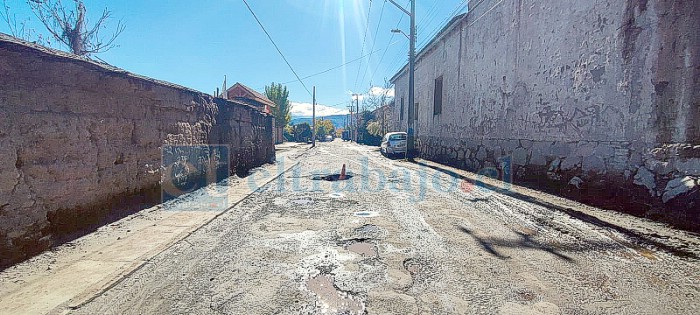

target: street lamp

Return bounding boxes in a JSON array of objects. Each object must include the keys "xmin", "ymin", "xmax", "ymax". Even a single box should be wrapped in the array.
[
  {"xmin": 391, "ymin": 29, "xmax": 409, "ymax": 40},
  {"xmin": 387, "ymin": 0, "xmax": 415, "ymax": 160}
]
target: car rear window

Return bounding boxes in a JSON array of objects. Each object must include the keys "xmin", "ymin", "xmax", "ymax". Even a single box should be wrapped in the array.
[{"xmin": 389, "ymin": 134, "xmax": 407, "ymax": 141}]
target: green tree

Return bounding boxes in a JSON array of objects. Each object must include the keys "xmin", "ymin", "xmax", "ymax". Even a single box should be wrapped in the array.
[
  {"xmin": 264, "ymin": 82, "xmax": 292, "ymax": 128},
  {"xmin": 366, "ymin": 120, "xmax": 382, "ymax": 136},
  {"xmin": 293, "ymin": 123, "xmax": 312, "ymax": 142},
  {"xmin": 315, "ymin": 119, "xmax": 335, "ymax": 139}
]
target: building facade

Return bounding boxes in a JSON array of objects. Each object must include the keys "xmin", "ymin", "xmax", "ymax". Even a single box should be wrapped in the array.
[{"xmin": 390, "ymin": 0, "xmax": 699, "ymax": 229}]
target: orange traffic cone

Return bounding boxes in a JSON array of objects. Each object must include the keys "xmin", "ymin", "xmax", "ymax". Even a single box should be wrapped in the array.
[{"xmin": 339, "ymin": 164, "xmax": 346, "ymax": 180}]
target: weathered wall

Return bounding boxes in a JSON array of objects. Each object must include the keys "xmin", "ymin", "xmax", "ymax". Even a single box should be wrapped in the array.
[
  {"xmin": 391, "ymin": 0, "xmax": 699, "ymax": 229},
  {"xmin": 0, "ymin": 35, "xmax": 275, "ymax": 267}
]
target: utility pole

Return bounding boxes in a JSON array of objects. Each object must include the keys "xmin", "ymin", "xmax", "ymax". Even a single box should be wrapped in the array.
[
  {"xmin": 352, "ymin": 94, "xmax": 360, "ymax": 142},
  {"xmin": 312, "ymin": 86, "xmax": 316, "ymax": 147},
  {"xmin": 382, "ymin": 104, "xmax": 386, "ymax": 135},
  {"xmin": 388, "ymin": 0, "xmax": 415, "ymax": 160},
  {"xmin": 347, "ymin": 104, "xmax": 354, "ymax": 141}
]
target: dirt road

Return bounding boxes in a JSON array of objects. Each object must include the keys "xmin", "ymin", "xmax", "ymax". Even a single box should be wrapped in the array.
[{"xmin": 19, "ymin": 141, "xmax": 700, "ymax": 314}]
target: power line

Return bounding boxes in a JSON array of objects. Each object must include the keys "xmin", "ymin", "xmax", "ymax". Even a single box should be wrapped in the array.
[
  {"xmin": 278, "ymin": 43, "xmax": 399, "ymax": 86},
  {"xmin": 241, "ymin": 0, "xmax": 312, "ymax": 96},
  {"xmin": 353, "ymin": 0, "xmax": 374, "ymax": 90},
  {"xmin": 418, "ymin": 0, "xmax": 441, "ymax": 29},
  {"xmin": 359, "ymin": 0, "xmax": 386, "ymax": 86},
  {"xmin": 387, "ymin": 41, "xmax": 409, "ymax": 74},
  {"xmin": 417, "ymin": 0, "xmax": 468, "ymax": 50},
  {"xmin": 369, "ymin": 8, "xmax": 406, "ymax": 85}
]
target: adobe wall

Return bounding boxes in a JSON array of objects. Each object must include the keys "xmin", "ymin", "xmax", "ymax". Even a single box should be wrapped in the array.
[
  {"xmin": 391, "ymin": 0, "xmax": 699, "ymax": 229},
  {"xmin": 0, "ymin": 34, "xmax": 275, "ymax": 267}
]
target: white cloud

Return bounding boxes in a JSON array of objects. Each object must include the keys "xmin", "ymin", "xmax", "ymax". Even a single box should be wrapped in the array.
[
  {"xmin": 290, "ymin": 102, "xmax": 349, "ymax": 117},
  {"xmin": 347, "ymin": 86, "xmax": 395, "ymax": 102},
  {"xmin": 369, "ymin": 86, "xmax": 395, "ymax": 98}
]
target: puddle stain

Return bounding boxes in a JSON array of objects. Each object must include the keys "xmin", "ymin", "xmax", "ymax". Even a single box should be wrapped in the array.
[
  {"xmin": 353, "ymin": 211, "xmax": 379, "ymax": 218},
  {"xmin": 306, "ymin": 274, "xmax": 364, "ymax": 314},
  {"xmin": 346, "ymin": 242, "xmax": 378, "ymax": 258}
]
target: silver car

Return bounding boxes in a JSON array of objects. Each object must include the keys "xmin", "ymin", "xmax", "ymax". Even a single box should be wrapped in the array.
[{"xmin": 380, "ymin": 132, "xmax": 407, "ymax": 157}]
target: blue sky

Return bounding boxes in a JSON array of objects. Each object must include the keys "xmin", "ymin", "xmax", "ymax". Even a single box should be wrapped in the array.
[{"xmin": 1, "ymin": 0, "xmax": 468, "ymax": 116}]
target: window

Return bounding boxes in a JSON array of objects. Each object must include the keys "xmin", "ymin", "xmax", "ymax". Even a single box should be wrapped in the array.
[
  {"xmin": 400, "ymin": 97, "xmax": 404, "ymax": 121},
  {"xmin": 434, "ymin": 76, "xmax": 443, "ymax": 115},
  {"xmin": 389, "ymin": 133, "xmax": 407, "ymax": 141}
]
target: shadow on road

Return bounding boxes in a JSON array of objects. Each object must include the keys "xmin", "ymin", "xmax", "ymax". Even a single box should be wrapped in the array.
[
  {"xmin": 418, "ymin": 161, "xmax": 699, "ymax": 260},
  {"xmin": 458, "ymin": 226, "xmax": 575, "ymax": 262}
]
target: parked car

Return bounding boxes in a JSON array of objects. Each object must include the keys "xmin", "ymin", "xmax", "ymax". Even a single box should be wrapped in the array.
[
  {"xmin": 324, "ymin": 135, "xmax": 333, "ymax": 142},
  {"xmin": 380, "ymin": 132, "xmax": 407, "ymax": 157}
]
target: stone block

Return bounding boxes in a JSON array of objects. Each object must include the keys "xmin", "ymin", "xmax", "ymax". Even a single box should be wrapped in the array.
[
  {"xmin": 512, "ymin": 147, "xmax": 529, "ymax": 166},
  {"xmin": 550, "ymin": 143, "xmax": 573, "ymax": 158},
  {"xmin": 675, "ymin": 158, "xmax": 700, "ymax": 176},
  {"xmin": 530, "ymin": 152, "xmax": 548, "ymax": 166},
  {"xmin": 593, "ymin": 143, "xmax": 616, "ymax": 158},
  {"xmin": 662, "ymin": 176, "xmax": 698, "ymax": 203},
  {"xmin": 519, "ymin": 139, "xmax": 533, "ymax": 149},
  {"xmin": 574, "ymin": 141, "xmax": 597, "ymax": 157},
  {"xmin": 644, "ymin": 159, "xmax": 674, "ymax": 175},
  {"xmin": 633, "ymin": 166, "xmax": 656, "ymax": 196},
  {"xmin": 475, "ymin": 146, "xmax": 487, "ymax": 161},
  {"xmin": 561, "ymin": 156, "xmax": 580, "ymax": 170},
  {"xmin": 582, "ymin": 155, "xmax": 606, "ymax": 174}
]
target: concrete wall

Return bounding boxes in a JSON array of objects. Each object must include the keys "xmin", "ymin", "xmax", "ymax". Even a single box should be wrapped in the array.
[
  {"xmin": 0, "ymin": 35, "xmax": 275, "ymax": 267},
  {"xmin": 391, "ymin": 0, "xmax": 699, "ymax": 229}
]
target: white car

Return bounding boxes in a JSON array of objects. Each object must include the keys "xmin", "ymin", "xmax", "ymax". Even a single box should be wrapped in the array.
[{"xmin": 380, "ymin": 132, "xmax": 407, "ymax": 157}]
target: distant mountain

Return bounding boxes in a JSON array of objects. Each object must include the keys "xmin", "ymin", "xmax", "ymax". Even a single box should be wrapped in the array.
[{"xmin": 290, "ymin": 115, "xmax": 347, "ymax": 129}]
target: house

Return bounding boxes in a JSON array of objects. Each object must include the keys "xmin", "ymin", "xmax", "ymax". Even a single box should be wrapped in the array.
[
  {"xmin": 371, "ymin": 100, "xmax": 396, "ymax": 135},
  {"xmin": 225, "ymin": 82, "xmax": 285, "ymax": 143},
  {"xmin": 226, "ymin": 83, "xmax": 276, "ymax": 114}
]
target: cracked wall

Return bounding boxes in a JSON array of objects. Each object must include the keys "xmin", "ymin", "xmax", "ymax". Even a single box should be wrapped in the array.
[
  {"xmin": 0, "ymin": 35, "xmax": 275, "ymax": 267},
  {"xmin": 391, "ymin": 0, "xmax": 699, "ymax": 230}
]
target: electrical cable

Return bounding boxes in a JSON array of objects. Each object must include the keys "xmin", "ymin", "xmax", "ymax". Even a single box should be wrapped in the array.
[{"xmin": 241, "ymin": 0, "xmax": 312, "ymax": 96}]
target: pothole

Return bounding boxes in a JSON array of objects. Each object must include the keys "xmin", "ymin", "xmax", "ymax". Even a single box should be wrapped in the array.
[
  {"xmin": 312, "ymin": 174, "xmax": 354, "ymax": 181},
  {"xmin": 354, "ymin": 224, "xmax": 379, "ymax": 234},
  {"xmin": 352, "ymin": 224, "xmax": 386, "ymax": 240},
  {"xmin": 403, "ymin": 258, "xmax": 421, "ymax": 275},
  {"xmin": 306, "ymin": 274, "xmax": 364, "ymax": 314}
]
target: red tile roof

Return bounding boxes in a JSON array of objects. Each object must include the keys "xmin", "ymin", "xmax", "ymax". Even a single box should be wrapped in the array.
[{"xmin": 226, "ymin": 83, "xmax": 276, "ymax": 108}]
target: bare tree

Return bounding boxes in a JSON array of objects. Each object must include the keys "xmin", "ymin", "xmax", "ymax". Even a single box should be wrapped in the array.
[
  {"xmin": 1, "ymin": 0, "xmax": 36, "ymax": 41},
  {"xmin": 25, "ymin": 0, "xmax": 124, "ymax": 56},
  {"xmin": 362, "ymin": 80, "xmax": 394, "ymax": 112}
]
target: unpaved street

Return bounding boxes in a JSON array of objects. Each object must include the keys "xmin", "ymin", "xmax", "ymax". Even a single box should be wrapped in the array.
[{"xmin": 63, "ymin": 141, "xmax": 699, "ymax": 314}]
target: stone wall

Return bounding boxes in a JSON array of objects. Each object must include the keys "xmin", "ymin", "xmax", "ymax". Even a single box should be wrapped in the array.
[
  {"xmin": 390, "ymin": 0, "xmax": 699, "ymax": 230},
  {"xmin": 0, "ymin": 34, "xmax": 275, "ymax": 267}
]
